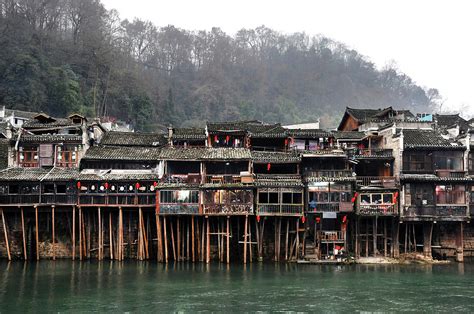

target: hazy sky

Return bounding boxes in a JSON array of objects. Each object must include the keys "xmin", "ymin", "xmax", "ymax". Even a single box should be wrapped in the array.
[{"xmin": 102, "ymin": 0, "xmax": 474, "ymax": 116}]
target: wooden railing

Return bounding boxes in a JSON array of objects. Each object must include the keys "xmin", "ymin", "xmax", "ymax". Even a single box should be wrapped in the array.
[
  {"xmin": 305, "ymin": 170, "xmax": 353, "ymax": 178},
  {"xmin": 356, "ymin": 176, "xmax": 397, "ymax": 187},
  {"xmin": 318, "ymin": 231, "xmax": 345, "ymax": 242},
  {"xmin": 358, "ymin": 203, "xmax": 398, "ymax": 215},
  {"xmin": 79, "ymin": 193, "xmax": 155, "ymax": 206},
  {"xmin": 159, "ymin": 204, "xmax": 199, "ymax": 214},
  {"xmin": 307, "ymin": 201, "xmax": 353, "ymax": 213},
  {"xmin": 203, "ymin": 203, "xmax": 253, "ymax": 215},
  {"xmin": 347, "ymin": 148, "xmax": 393, "ymax": 158},
  {"xmin": 403, "ymin": 205, "xmax": 468, "ymax": 218},
  {"xmin": 205, "ymin": 175, "xmax": 246, "ymax": 184},
  {"xmin": 257, "ymin": 204, "xmax": 303, "ymax": 215},
  {"xmin": 0, "ymin": 195, "xmax": 40, "ymax": 204}
]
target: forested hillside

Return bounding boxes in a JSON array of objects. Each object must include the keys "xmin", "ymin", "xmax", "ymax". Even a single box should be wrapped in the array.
[{"xmin": 0, "ymin": 0, "xmax": 441, "ymax": 130}]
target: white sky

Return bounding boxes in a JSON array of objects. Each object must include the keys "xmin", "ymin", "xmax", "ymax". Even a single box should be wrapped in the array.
[{"xmin": 102, "ymin": 0, "xmax": 474, "ymax": 116}]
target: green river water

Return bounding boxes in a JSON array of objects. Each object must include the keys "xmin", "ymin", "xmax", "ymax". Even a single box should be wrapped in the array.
[{"xmin": 1, "ymin": 261, "xmax": 473, "ymax": 312}]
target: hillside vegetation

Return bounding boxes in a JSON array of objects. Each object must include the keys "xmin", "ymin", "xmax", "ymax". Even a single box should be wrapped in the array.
[{"xmin": 0, "ymin": 0, "xmax": 440, "ymax": 130}]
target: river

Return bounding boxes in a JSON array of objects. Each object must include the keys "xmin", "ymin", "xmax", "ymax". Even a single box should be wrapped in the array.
[{"xmin": 1, "ymin": 261, "xmax": 473, "ymax": 312}]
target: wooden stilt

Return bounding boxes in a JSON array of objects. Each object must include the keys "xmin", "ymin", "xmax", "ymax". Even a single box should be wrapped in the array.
[
  {"xmin": 392, "ymin": 218, "xmax": 400, "ymax": 258},
  {"xmin": 248, "ymin": 217, "xmax": 253, "ymax": 263},
  {"xmin": 177, "ymin": 217, "xmax": 180, "ymax": 261},
  {"xmin": 87, "ymin": 211, "xmax": 91, "ymax": 258},
  {"xmin": 142, "ymin": 210, "xmax": 149, "ymax": 259},
  {"xmin": 373, "ymin": 216, "xmax": 377, "ymax": 257},
  {"xmin": 1, "ymin": 209, "xmax": 11, "ymax": 261},
  {"xmin": 163, "ymin": 216, "xmax": 168, "ymax": 263},
  {"xmin": 109, "ymin": 211, "xmax": 113, "ymax": 260},
  {"xmin": 227, "ymin": 216, "xmax": 230, "ymax": 264},
  {"xmin": 456, "ymin": 222, "xmax": 464, "ymax": 262},
  {"xmin": 98, "ymin": 207, "xmax": 102, "ymax": 260},
  {"xmin": 170, "ymin": 218, "xmax": 176, "ymax": 261},
  {"xmin": 412, "ymin": 224, "xmax": 417, "ymax": 253},
  {"xmin": 255, "ymin": 218, "xmax": 260, "ymax": 261},
  {"xmin": 423, "ymin": 221, "xmax": 433, "ymax": 258},
  {"xmin": 206, "ymin": 217, "xmax": 210, "ymax": 264},
  {"xmin": 191, "ymin": 216, "xmax": 195, "ymax": 262},
  {"xmin": 35, "ymin": 206, "xmax": 39, "ymax": 261},
  {"xmin": 355, "ymin": 217, "xmax": 359, "ymax": 259},
  {"xmin": 384, "ymin": 219, "xmax": 387, "ymax": 257},
  {"xmin": 365, "ymin": 219, "xmax": 369, "ymax": 257},
  {"xmin": 118, "ymin": 207, "xmax": 123, "ymax": 261},
  {"xmin": 277, "ymin": 217, "xmax": 281, "ymax": 261},
  {"xmin": 21, "ymin": 207, "xmax": 27, "ymax": 260},
  {"xmin": 72, "ymin": 206, "xmax": 76, "ymax": 260},
  {"xmin": 52, "ymin": 206, "xmax": 56, "ymax": 260},
  {"xmin": 243, "ymin": 215, "xmax": 248, "ymax": 264},
  {"xmin": 201, "ymin": 218, "xmax": 205, "ymax": 262},
  {"xmin": 404, "ymin": 223, "xmax": 408, "ymax": 254},
  {"xmin": 186, "ymin": 217, "xmax": 190, "ymax": 261},
  {"xmin": 79, "ymin": 207, "xmax": 82, "ymax": 260},
  {"xmin": 156, "ymin": 214, "xmax": 163, "ymax": 262},
  {"xmin": 295, "ymin": 218, "xmax": 300, "ymax": 260},
  {"xmin": 285, "ymin": 218, "xmax": 289, "ymax": 261}
]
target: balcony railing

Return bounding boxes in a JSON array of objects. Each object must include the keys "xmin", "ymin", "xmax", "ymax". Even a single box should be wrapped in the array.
[
  {"xmin": 41, "ymin": 194, "xmax": 76, "ymax": 204},
  {"xmin": 318, "ymin": 231, "xmax": 345, "ymax": 242},
  {"xmin": 257, "ymin": 204, "xmax": 303, "ymax": 215},
  {"xmin": 79, "ymin": 193, "xmax": 155, "ymax": 206},
  {"xmin": 203, "ymin": 203, "xmax": 253, "ymax": 215},
  {"xmin": 358, "ymin": 204, "xmax": 398, "ymax": 215},
  {"xmin": 347, "ymin": 148, "xmax": 393, "ymax": 158},
  {"xmin": 162, "ymin": 174, "xmax": 201, "ymax": 185},
  {"xmin": 307, "ymin": 201, "xmax": 353, "ymax": 213},
  {"xmin": 403, "ymin": 205, "xmax": 468, "ymax": 219},
  {"xmin": 434, "ymin": 170, "xmax": 466, "ymax": 178},
  {"xmin": 356, "ymin": 176, "xmax": 397, "ymax": 188},
  {"xmin": 159, "ymin": 204, "xmax": 199, "ymax": 214},
  {"xmin": 305, "ymin": 170, "xmax": 353, "ymax": 178},
  {"xmin": 204, "ymin": 174, "xmax": 254, "ymax": 185},
  {"xmin": 0, "ymin": 195, "xmax": 40, "ymax": 204}
]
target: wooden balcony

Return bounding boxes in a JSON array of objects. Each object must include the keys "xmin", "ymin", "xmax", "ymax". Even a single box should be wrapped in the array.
[
  {"xmin": 305, "ymin": 170, "xmax": 353, "ymax": 178},
  {"xmin": 356, "ymin": 176, "xmax": 397, "ymax": 188},
  {"xmin": 403, "ymin": 205, "xmax": 469, "ymax": 220},
  {"xmin": 307, "ymin": 201, "xmax": 353, "ymax": 213},
  {"xmin": 358, "ymin": 203, "xmax": 398, "ymax": 216},
  {"xmin": 0, "ymin": 194, "xmax": 40, "ymax": 205},
  {"xmin": 204, "ymin": 174, "xmax": 253, "ymax": 185},
  {"xmin": 347, "ymin": 148, "xmax": 393, "ymax": 158},
  {"xmin": 318, "ymin": 231, "xmax": 345, "ymax": 243},
  {"xmin": 203, "ymin": 203, "xmax": 253, "ymax": 215},
  {"xmin": 256, "ymin": 204, "xmax": 303, "ymax": 216},
  {"xmin": 79, "ymin": 193, "xmax": 156, "ymax": 207},
  {"xmin": 159, "ymin": 203, "xmax": 199, "ymax": 215}
]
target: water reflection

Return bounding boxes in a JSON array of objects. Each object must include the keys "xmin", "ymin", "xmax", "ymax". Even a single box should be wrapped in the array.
[{"xmin": 0, "ymin": 261, "xmax": 474, "ymax": 312}]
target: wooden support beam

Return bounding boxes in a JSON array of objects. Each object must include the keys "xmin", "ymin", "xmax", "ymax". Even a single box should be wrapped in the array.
[
  {"xmin": 109, "ymin": 211, "xmax": 113, "ymax": 260},
  {"xmin": 192, "ymin": 216, "xmax": 195, "ymax": 262},
  {"xmin": 243, "ymin": 215, "xmax": 248, "ymax": 264},
  {"xmin": 423, "ymin": 221, "xmax": 433, "ymax": 258},
  {"xmin": 186, "ymin": 217, "xmax": 190, "ymax": 261},
  {"xmin": 35, "ymin": 206, "xmax": 39, "ymax": 261},
  {"xmin": 118, "ymin": 207, "xmax": 123, "ymax": 261},
  {"xmin": 1, "ymin": 209, "xmax": 11, "ymax": 261},
  {"xmin": 170, "ymin": 218, "xmax": 176, "ymax": 261},
  {"xmin": 98, "ymin": 207, "xmax": 102, "ymax": 260},
  {"xmin": 206, "ymin": 217, "xmax": 210, "ymax": 264},
  {"xmin": 163, "ymin": 216, "xmax": 168, "ymax": 263},
  {"xmin": 156, "ymin": 214, "xmax": 163, "ymax": 262},
  {"xmin": 52, "ymin": 206, "xmax": 56, "ymax": 260},
  {"xmin": 392, "ymin": 218, "xmax": 400, "ymax": 258},
  {"xmin": 177, "ymin": 217, "xmax": 180, "ymax": 261},
  {"xmin": 355, "ymin": 217, "xmax": 359, "ymax": 259},
  {"xmin": 226, "ymin": 216, "xmax": 230, "ymax": 264},
  {"xmin": 383, "ymin": 219, "xmax": 387, "ymax": 257},
  {"xmin": 72, "ymin": 206, "xmax": 76, "ymax": 261},
  {"xmin": 79, "ymin": 207, "xmax": 82, "ymax": 260},
  {"xmin": 456, "ymin": 222, "xmax": 464, "ymax": 262},
  {"xmin": 21, "ymin": 207, "xmax": 27, "ymax": 260},
  {"xmin": 295, "ymin": 218, "xmax": 300, "ymax": 260},
  {"xmin": 285, "ymin": 218, "xmax": 289, "ymax": 261},
  {"xmin": 373, "ymin": 216, "xmax": 377, "ymax": 257}
]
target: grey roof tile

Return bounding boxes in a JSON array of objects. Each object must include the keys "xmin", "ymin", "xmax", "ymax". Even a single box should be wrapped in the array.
[{"xmin": 100, "ymin": 131, "xmax": 166, "ymax": 147}]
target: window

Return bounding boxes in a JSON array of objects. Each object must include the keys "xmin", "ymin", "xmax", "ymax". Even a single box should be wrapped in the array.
[
  {"xmin": 161, "ymin": 190, "xmax": 199, "ymax": 203},
  {"xmin": 435, "ymin": 185, "xmax": 465, "ymax": 204},
  {"xmin": 403, "ymin": 152, "xmax": 432, "ymax": 172},
  {"xmin": 18, "ymin": 146, "xmax": 39, "ymax": 167},
  {"xmin": 434, "ymin": 151, "xmax": 463, "ymax": 171},
  {"xmin": 56, "ymin": 145, "xmax": 79, "ymax": 168},
  {"xmin": 468, "ymin": 152, "xmax": 474, "ymax": 173},
  {"xmin": 360, "ymin": 193, "xmax": 394, "ymax": 204},
  {"xmin": 410, "ymin": 184, "xmax": 434, "ymax": 206}
]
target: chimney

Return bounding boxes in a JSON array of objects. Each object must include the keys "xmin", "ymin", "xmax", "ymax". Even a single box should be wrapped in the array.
[
  {"xmin": 168, "ymin": 124, "xmax": 173, "ymax": 146},
  {"xmin": 5, "ymin": 123, "xmax": 12, "ymax": 139}
]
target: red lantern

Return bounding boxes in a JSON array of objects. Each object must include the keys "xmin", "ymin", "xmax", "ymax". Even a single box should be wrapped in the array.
[
  {"xmin": 135, "ymin": 182, "xmax": 140, "ymax": 189},
  {"xmin": 226, "ymin": 135, "xmax": 230, "ymax": 143},
  {"xmin": 256, "ymin": 215, "xmax": 261, "ymax": 223},
  {"xmin": 316, "ymin": 217, "xmax": 321, "ymax": 224},
  {"xmin": 301, "ymin": 216, "xmax": 306, "ymax": 224},
  {"xmin": 342, "ymin": 215, "xmax": 347, "ymax": 223},
  {"xmin": 393, "ymin": 191, "xmax": 399, "ymax": 203},
  {"xmin": 267, "ymin": 163, "xmax": 271, "ymax": 171},
  {"xmin": 284, "ymin": 138, "xmax": 288, "ymax": 146},
  {"xmin": 76, "ymin": 181, "xmax": 81, "ymax": 189},
  {"xmin": 153, "ymin": 181, "xmax": 158, "ymax": 187},
  {"xmin": 104, "ymin": 182, "xmax": 109, "ymax": 190},
  {"xmin": 214, "ymin": 135, "xmax": 218, "ymax": 142}
]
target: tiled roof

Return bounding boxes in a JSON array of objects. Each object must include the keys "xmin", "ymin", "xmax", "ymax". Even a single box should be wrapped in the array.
[
  {"xmin": 346, "ymin": 107, "xmax": 394, "ymax": 121},
  {"xmin": 401, "ymin": 129, "xmax": 464, "ymax": 149},
  {"xmin": 400, "ymin": 174, "xmax": 473, "ymax": 182},
  {"xmin": 333, "ymin": 131, "xmax": 366, "ymax": 140},
  {"xmin": 78, "ymin": 171, "xmax": 159, "ymax": 181},
  {"xmin": 23, "ymin": 118, "xmax": 76, "ymax": 129},
  {"xmin": 207, "ymin": 120, "xmax": 287, "ymax": 138},
  {"xmin": 42, "ymin": 167, "xmax": 80, "ymax": 181},
  {"xmin": 18, "ymin": 134, "xmax": 82, "ymax": 143},
  {"xmin": 435, "ymin": 114, "xmax": 470, "ymax": 132},
  {"xmin": 82, "ymin": 146, "xmax": 162, "ymax": 161},
  {"xmin": 305, "ymin": 176, "xmax": 356, "ymax": 183},
  {"xmin": 4, "ymin": 109, "xmax": 39, "ymax": 119},
  {"xmin": 287, "ymin": 129, "xmax": 332, "ymax": 139},
  {"xmin": 100, "ymin": 131, "xmax": 166, "ymax": 147},
  {"xmin": 0, "ymin": 168, "xmax": 49, "ymax": 181},
  {"xmin": 171, "ymin": 128, "xmax": 207, "ymax": 140},
  {"xmin": 255, "ymin": 174, "xmax": 303, "ymax": 188},
  {"xmin": 251, "ymin": 151, "xmax": 301, "ymax": 163},
  {"xmin": 159, "ymin": 147, "xmax": 251, "ymax": 160}
]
